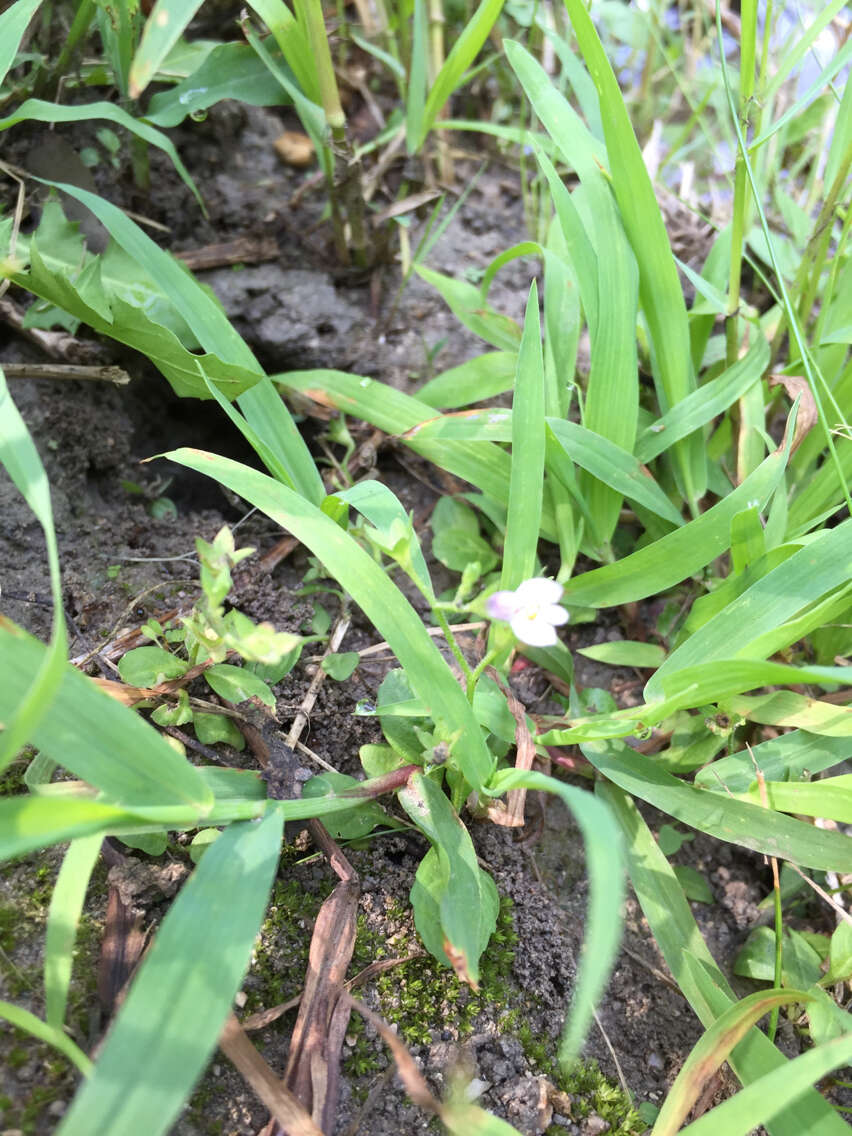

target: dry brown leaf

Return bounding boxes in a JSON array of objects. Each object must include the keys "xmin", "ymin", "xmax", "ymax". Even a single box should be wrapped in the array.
[{"xmin": 768, "ymin": 374, "xmax": 818, "ymax": 454}]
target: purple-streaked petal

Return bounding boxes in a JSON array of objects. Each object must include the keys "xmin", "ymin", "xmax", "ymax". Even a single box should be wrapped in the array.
[
  {"xmin": 510, "ymin": 611, "xmax": 558, "ymax": 647},
  {"xmin": 486, "ymin": 590, "xmax": 521, "ymax": 621},
  {"xmin": 514, "ymin": 577, "xmax": 563, "ymax": 606},
  {"xmin": 543, "ymin": 604, "xmax": 569, "ymax": 626}
]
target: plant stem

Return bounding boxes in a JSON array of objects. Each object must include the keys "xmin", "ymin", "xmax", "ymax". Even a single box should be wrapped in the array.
[
  {"xmin": 725, "ymin": 0, "xmax": 757, "ymax": 370},
  {"xmin": 433, "ymin": 609, "xmax": 473, "ymax": 685},
  {"xmin": 466, "ymin": 647, "xmax": 500, "ymax": 701}
]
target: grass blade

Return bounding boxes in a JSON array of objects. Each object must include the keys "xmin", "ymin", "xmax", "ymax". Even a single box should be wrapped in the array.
[
  {"xmin": 0, "ymin": 369, "xmax": 66, "ymax": 770},
  {"xmin": 583, "ymin": 739, "xmax": 852, "ymax": 873},
  {"xmin": 695, "ymin": 731, "xmax": 851, "ymax": 794},
  {"xmin": 44, "ymin": 834, "xmax": 102, "ymax": 1029},
  {"xmin": 487, "ymin": 768, "xmax": 623, "ymax": 1062},
  {"xmin": 0, "ymin": 0, "xmax": 42, "ymax": 88},
  {"xmin": 0, "ymin": 623, "xmax": 212, "ymax": 809},
  {"xmin": 1, "ymin": 100, "xmax": 203, "ymax": 208},
  {"xmin": 599, "ymin": 784, "xmax": 848, "ymax": 1136},
  {"xmin": 0, "ymin": 1001, "xmax": 92, "ymax": 1076},
  {"xmin": 559, "ymin": 4, "xmax": 705, "ymax": 509},
  {"xmin": 57, "ymin": 811, "xmax": 283, "ymax": 1136},
  {"xmin": 129, "ymin": 0, "xmax": 205, "ymax": 97}
]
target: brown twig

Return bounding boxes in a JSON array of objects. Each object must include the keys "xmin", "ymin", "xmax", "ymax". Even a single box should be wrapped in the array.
[{"xmin": 1, "ymin": 362, "xmax": 130, "ymax": 384}]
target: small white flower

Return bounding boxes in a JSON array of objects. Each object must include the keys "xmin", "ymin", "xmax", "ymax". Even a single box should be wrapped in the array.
[{"xmin": 486, "ymin": 577, "xmax": 569, "ymax": 647}]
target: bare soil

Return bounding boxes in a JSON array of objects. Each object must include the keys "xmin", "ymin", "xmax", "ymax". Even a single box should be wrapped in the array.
[{"xmin": 0, "ymin": 98, "xmax": 825, "ymax": 1136}]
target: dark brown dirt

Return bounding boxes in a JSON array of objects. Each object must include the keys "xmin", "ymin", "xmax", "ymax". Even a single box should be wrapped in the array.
[{"xmin": 0, "ymin": 100, "xmax": 806, "ymax": 1136}]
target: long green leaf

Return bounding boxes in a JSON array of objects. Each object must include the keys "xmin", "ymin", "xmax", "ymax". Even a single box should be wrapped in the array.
[
  {"xmin": 556, "ymin": 8, "xmax": 704, "ymax": 508},
  {"xmin": 647, "ymin": 518, "xmax": 852, "ymax": 698},
  {"xmin": 561, "ymin": 413, "xmax": 793, "ymax": 608},
  {"xmin": 419, "ymin": 0, "xmax": 506, "ymax": 146},
  {"xmin": 57, "ymin": 811, "xmax": 283, "ymax": 1136},
  {"xmin": 584, "ymin": 739, "xmax": 852, "ymax": 873},
  {"xmin": 0, "ymin": 0, "xmax": 42, "ymax": 88},
  {"xmin": 0, "ymin": 1001, "xmax": 92, "ymax": 1076},
  {"xmin": 128, "ymin": 0, "xmax": 205, "ymax": 96},
  {"xmin": 695, "ymin": 730, "xmax": 852, "ymax": 793},
  {"xmin": 678, "ymin": 1033, "xmax": 852, "ymax": 1136},
  {"xmin": 651, "ymin": 988, "xmax": 812, "ymax": 1136},
  {"xmin": 502, "ymin": 282, "xmax": 545, "ymax": 588},
  {"xmin": 600, "ymin": 784, "xmax": 848, "ymax": 1136},
  {"xmin": 486, "ymin": 768, "xmax": 623, "ymax": 1062},
  {"xmin": 45, "ymin": 835, "xmax": 102, "ymax": 1029},
  {"xmin": 0, "ymin": 371, "xmax": 67, "ymax": 770},
  {"xmin": 0, "ymin": 623, "xmax": 211, "ymax": 809},
  {"xmin": 164, "ymin": 448, "xmax": 495, "ymax": 790},
  {"xmin": 0, "ymin": 100, "xmax": 203, "ymax": 208}
]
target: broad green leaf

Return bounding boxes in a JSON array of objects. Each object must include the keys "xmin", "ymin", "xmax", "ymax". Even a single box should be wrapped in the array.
[
  {"xmin": 165, "ymin": 449, "xmax": 495, "ymax": 790},
  {"xmin": 0, "ymin": 0, "xmax": 42, "ymax": 88},
  {"xmin": 673, "ymin": 865, "xmax": 713, "ymax": 904},
  {"xmin": 320, "ymin": 652, "xmax": 360, "ymax": 681},
  {"xmin": 117, "ymin": 645, "xmax": 188, "ymax": 686},
  {"xmin": 0, "ymin": 371, "xmax": 67, "ymax": 769},
  {"xmin": 416, "ymin": 352, "xmax": 518, "ymax": 409},
  {"xmin": 600, "ymin": 785, "xmax": 848, "ymax": 1136},
  {"xmin": 651, "ymin": 988, "xmax": 812, "ymax": 1136},
  {"xmin": 145, "ymin": 42, "xmax": 291, "ymax": 126},
  {"xmin": 418, "ymin": 0, "xmax": 506, "ymax": 146},
  {"xmin": 723, "ymin": 690, "xmax": 852, "ymax": 736},
  {"xmin": 204, "ymin": 663, "xmax": 275, "ymax": 706},
  {"xmin": 0, "ymin": 623, "xmax": 211, "ymax": 809},
  {"xmin": 696, "ymin": 731, "xmax": 852, "ymax": 794},
  {"xmin": 128, "ymin": 0, "xmax": 205, "ymax": 96},
  {"xmin": 577, "ymin": 642, "xmax": 666, "ymax": 668},
  {"xmin": 44, "ymin": 834, "xmax": 102, "ymax": 1028},
  {"xmin": 400, "ymin": 772, "xmax": 498, "ymax": 986},
  {"xmin": 57, "ymin": 811, "xmax": 283, "ymax": 1136},
  {"xmin": 193, "ymin": 711, "xmax": 245, "ymax": 750},
  {"xmin": 583, "ymin": 739, "xmax": 852, "ymax": 873},
  {"xmin": 0, "ymin": 1000, "xmax": 92, "ymax": 1076},
  {"xmin": 0, "ymin": 99, "xmax": 202, "ymax": 207},
  {"xmin": 560, "ymin": 414, "xmax": 794, "ymax": 609},
  {"xmin": 303, "ymin": 772, "xmax": 390, "ymax": 838}
]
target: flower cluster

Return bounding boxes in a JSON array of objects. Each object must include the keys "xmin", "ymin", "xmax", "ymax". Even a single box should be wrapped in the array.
[{"xmin": 485, "ymin": 578, "xmax": 568, "ymax": 647}]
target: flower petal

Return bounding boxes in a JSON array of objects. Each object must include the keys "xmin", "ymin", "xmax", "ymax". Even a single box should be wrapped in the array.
[
  {"xmin": 514, "ymin": 577, "xmax": 563, "ymax": 606},
  {"xmin": 510, "ymin": 611, "xmax": 559, "ymax": 647},
  {"xmin": 542, "ymin": 604, "xmax": 569, "ymax": 627},
  {"xmin": 486, "ymin": 590, "xmax": 521, "ymax": 621}
]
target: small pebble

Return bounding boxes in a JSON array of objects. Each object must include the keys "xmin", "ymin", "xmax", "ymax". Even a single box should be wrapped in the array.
[
  {"xmin": 47, "ymin": 1101, "xmax": 67, "ymax": 1119},
  {"xmin": 581, "ymin": 1116, "xmax": 610, "ymax": 1135},
  {"xmin": 646, "ymin": 1050, "xmax": 665, "ymax": 1071}
]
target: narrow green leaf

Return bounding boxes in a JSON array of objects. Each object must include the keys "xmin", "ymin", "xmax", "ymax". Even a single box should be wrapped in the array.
[
  {"xmin": 485, "ymin": 768, "xmax": 623, "ymax": 1062},
  {"xmin": 561, "ymin": 419, "xmax": 793, "ymax": 608},
  {"xmin": 577, "ymin": 642, "xmax": 666, "ymax": 668},
  {"xmin": 57, "ymin": 811, "xmax": 283, "ymax": 1136},
  {"xmin": 0, "ymin": 371, "xmax": 67, "ymax": 769},
  {"xmin": 502, "ymin": 282, "xmax": 545, "ymax": 588},
  {"xmin": 164, "ymin": 449, "xmax": 495, "ymax": 790},
  {"xmin": 0, "ymin": 624, "xmax": 212, "ymax": 809},
  {"xmin": 678, "ymin": 1034, "xmax": 852, "ymax": 1136},
  {"xmin": 1, "ymin": 100, "xmax": 203, "ymax": 208},
  {"xmin": 0, "ymin": 1000, "xmax": 92, "ymax": 1076},
  {"xmin": 600, "ymin": 784, "xmax": 848, "ymax": 1136},
  {"xmin": 129, "ymin": 0, "xmax": 205, "ymax": 96},
  {"xmin": 419, "ymin": 0, "xmax": 506, "ymax": 145},
  {"xmin": 416, "ymin": 352, "xmax": 518, "ymax": 409},
  {"xmin": 0, "ymin": 0, "xmax": 42, "ymax": 88},
  {"xmin": 695, "ymin": 730, "xmax": 851, "ymax": 794},
  {"xmin": 45, "ymin": 835, "xmax": 102, "ymax": 1028},
  {"xmin": 651, "ymin": 988, "xmax": 812, "ymax": 1136},
  {"xmin": 584, "ymin": 739, "xmax": 852, "ymax": 873},
  {"xmin": 415, "ymin": 266, "xmax": 522, "ymax": 351}
]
